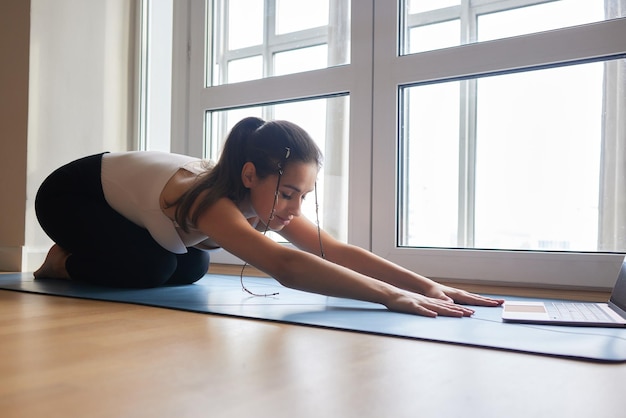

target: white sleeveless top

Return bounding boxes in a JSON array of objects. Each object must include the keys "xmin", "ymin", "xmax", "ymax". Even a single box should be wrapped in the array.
[{"xmin": 101, "ymin": 151, "xmax": 211, "ymax": 254}]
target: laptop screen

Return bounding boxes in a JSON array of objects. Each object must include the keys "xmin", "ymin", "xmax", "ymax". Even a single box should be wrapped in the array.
[{"xmin": 609, "ymin": 259, "xmax": 626, "ymax": 311}]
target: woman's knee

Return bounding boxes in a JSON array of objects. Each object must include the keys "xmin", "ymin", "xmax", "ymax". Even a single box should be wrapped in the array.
[
  {"xmin": 115, "ymin": 253, "xmax": 178, "ymax": 288},
  {"xmin": 166, "ymin": 249, "xmax": 210, "ymax": 285}
]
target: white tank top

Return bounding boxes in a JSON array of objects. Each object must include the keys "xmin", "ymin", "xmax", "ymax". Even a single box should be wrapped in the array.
[{"xmin": 101, "ymin": 151, "xmax": 210, "ymax": 254}]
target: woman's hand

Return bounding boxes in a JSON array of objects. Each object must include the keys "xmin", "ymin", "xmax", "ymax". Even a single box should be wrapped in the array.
[
  {"xmin": 384, "ymin": 290, "xmax": 478, "ymax": 318},
  {"xmin": 422, "ymin": 283, "xmax": 505, "ymax": 308},
  {"xmin": 383, "ymin": 284, "xmax": 504, "ymax": 318}
]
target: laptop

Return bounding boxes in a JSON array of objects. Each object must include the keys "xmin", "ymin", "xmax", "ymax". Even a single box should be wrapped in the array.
[{"xmin": 502, "ymin": 257, "xmax": 626, "ymax": 327}]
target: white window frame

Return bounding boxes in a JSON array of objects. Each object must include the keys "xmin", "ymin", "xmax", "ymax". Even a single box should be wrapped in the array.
[{"xmin": 171, "ymin": 0, "xmax": 626, "ymax": 289}]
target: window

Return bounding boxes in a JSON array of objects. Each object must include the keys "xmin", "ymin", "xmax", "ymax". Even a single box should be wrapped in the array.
[
  {"xmin": 398, "ymin": 59, "xmax": 621, "ymax": 253},
  {"xmin": 209, "ymin": 0, "xmax": 349, "ymax": 85},
  {"xmin": 165, "ymin": 0, "xmax": 626, "ymax": 288},
  {"xmin": 373, "ymin": 1, "xmax": 626, "ymax": 288}
]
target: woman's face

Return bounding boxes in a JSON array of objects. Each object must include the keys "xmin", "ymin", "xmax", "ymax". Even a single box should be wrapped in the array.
[{"xmin": 243, "ymin": 161, "xmax": 318, "ymax": 231}]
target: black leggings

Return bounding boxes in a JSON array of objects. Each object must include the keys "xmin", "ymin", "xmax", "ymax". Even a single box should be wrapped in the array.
[{"xmin": 35, "ymin": 153, "xmax": 210, "ymax": 288}]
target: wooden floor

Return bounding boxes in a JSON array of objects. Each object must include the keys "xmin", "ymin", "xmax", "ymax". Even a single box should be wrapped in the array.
[{"xmin": 1, "ymin": 269, "xmax": 625, "ymax": 418}]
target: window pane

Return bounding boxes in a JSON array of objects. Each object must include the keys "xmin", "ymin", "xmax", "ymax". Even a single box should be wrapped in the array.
[
  {"xmin": 408, "ymin": 19, "xmax": 460, "ymax": 54},
  {"xmin": 399, "ymin": 82, "xmax": 460, "ymax": 248},
  {"xmin": 474, "ymin": 64, "xmax": 604, "ymax": 251},
  {"xmin": 227, "ymin": 56, "xmax": 263, "ymax": 83},
  {"xmin": 205, "ymin": 96, "xmax": 350, "ymax": 241},
  {"xmin": 399, "ymin": 59, "xmax": 626, "ymax": 253},
  {"xmin": 478, "ymin": 1, "xmax": 604, "ymax": 42},
  {"xmin": 274, "ymin": 45, "xmax": 328, "ymax": 76},
  {"xmin": 401, "ymin": 0, "xmax": 624, "ymax": 55},
  {"xmin": 210, "ymin": 0, "xmax": 350, "ymax": 85},
  {"xmin": 276, "ymin": 0, "xmax": 329, "ymax": 34},
  {"xmin": 408, "ymin": 0, "xmax": 459, "ymax": 14},
  {"xmin": 227, "ymin": 0, "xmax": 263, "ymax": 49}
]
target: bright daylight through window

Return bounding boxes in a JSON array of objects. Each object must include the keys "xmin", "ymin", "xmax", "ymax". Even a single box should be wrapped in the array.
[
  {"xmin": 398, "ymin": 0, "xmax": 626, "ymax": 254},
  {"xmin": 209, "ymin": 0, "xmax": 349, "ymax": 85},
  {"xmin": 399, "ymin": 59, "xmax": 625, "ymax": 253}
]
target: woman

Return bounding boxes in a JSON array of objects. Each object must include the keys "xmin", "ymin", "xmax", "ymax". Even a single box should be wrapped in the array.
[{"xmin": 35, "ymin": 116, "xmax": 503, "ymax": 317}]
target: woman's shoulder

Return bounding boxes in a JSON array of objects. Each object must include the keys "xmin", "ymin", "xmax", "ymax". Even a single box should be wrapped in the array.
[{"xmin": 104, "ymin": 150, "xmax": 201, "ymax": 164}]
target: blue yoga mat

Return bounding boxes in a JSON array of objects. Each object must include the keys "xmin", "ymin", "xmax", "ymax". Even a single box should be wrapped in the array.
[{"xmin": 2, "ymin": 272, "xmax": 626, "ymax": 362}]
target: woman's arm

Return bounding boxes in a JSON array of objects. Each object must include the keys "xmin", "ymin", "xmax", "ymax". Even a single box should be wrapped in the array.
[
  {"xmin": 280, "ymin": 216, "xmax": 504, "ymax": 307},
  {"xmin": 195, "ymin": 197, "xmax": 484, "ymax": 317}
]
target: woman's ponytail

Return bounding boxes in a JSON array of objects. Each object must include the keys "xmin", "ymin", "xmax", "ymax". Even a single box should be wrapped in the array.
[{"xmin": 220, "ymin": 117, "xmax": 265, "ymax": 191}]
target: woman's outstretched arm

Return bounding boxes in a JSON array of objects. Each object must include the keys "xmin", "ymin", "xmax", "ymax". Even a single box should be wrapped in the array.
[
  {"xmin": 196, "ymin": 198, "xmax": 501, "ymax": 317},
  {"xmin": 280, "ymin": 216, "xmax": 504, "ymax": 308}
]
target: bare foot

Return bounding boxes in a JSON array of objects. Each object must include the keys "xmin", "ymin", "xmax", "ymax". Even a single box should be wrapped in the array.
[{"xmin": 34, "ymin": 244, "xmax": 71, "ymax": 280}]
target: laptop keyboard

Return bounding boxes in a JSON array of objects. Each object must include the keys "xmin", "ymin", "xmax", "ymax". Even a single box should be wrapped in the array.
[{"xmin": 546, "ymin": 302, "xmax": 617, "ymax": 322}]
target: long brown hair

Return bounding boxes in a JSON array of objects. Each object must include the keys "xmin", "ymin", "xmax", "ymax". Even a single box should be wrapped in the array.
[{"xmin": 173, "ymin": 117, "xmax": 323, "ymax": 232}]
